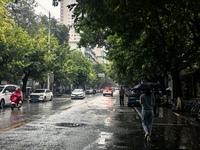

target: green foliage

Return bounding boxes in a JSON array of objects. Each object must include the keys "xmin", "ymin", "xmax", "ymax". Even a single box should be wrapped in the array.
[
  {"xmin": 73, "ymin": 0, "xmax": 200, "ymax": 92},
  {"xmin": 0, "ymin": 0, "xmax": 32, "ymax": 81},
  {"xmin": 65, "ymin": 50, "xmax": 92, "ymax": 88}
]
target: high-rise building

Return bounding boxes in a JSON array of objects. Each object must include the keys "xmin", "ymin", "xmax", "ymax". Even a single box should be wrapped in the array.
[
  {"xmin": 60, "ymin": 0, "xmax": 108, "ymax": 64},
  {"xmin": 60, "ymin": 0, "xmax": 81, "ymax": 50}
]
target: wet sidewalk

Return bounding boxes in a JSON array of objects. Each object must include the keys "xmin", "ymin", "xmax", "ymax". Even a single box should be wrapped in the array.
[
  {"xmin": 135, "ymin": 104, "xmax": 200, "ymax": 126},
  {"xmin": 132, "ymin": 104, "xmax": 200, "ymax": 149}
]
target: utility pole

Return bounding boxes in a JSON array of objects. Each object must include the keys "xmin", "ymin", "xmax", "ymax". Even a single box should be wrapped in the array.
[
  {"xmin": 47, "ymin": 12, "xmax": 51, "ymax": 90},
  {"xmin": 35, "ymin": 1, "xmax": 55, "ymax": 91},
  {"xmin": 48, "ymin": 12, "xmax": 51, "ymax": 53}
]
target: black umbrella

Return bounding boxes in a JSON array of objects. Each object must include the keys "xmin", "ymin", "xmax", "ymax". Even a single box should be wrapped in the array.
[{"xmin": 133, "ymin": 82, "xmax": 161, "ymax": 90}]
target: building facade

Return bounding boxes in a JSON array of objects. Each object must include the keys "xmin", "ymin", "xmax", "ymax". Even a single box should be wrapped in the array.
[{"xmin": 59, "ymin": 0, "xmax": 109, "ymax": 64}]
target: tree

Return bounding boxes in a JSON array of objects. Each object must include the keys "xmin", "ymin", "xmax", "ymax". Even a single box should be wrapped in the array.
[
  {"xmin": 20, "ymin": 28, "xmax": 59, "ymax": 94},
  {"xmin": 0, "ymin": 0, "xmax": 32, "ymax": 84},
  {"xmin": 65, "ymin": 51, "xmax": 93, "ymax": 88},
  {"xmin": 73, "ymin": 0, "xmax": 200, "ymax": 101},
  {"xmin": 90, "ymin": 63, "xmax": 106, "ymax": 89},
  {"xmin": 7, "ymin": 0, "xmax": 39, "ymax": 37}
]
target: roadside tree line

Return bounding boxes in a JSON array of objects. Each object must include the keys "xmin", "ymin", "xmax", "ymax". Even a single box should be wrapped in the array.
[
  {"xmin": 71, "ymin": 0, "xmax": 200, "ymax": 100},
  {"xmin": 0, "ymin": 0, "xmax": 107, "ymax": 95}
]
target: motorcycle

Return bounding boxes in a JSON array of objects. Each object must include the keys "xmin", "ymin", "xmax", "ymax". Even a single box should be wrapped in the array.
[{"xmin": 10, "ymin": 100, "xmax": 22, "ymax": 111}]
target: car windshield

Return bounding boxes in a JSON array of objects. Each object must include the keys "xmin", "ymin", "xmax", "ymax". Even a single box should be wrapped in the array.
[
  {"xmin": 33, "ymin": 90, "xmax": 45, "ymax": 93},
  {"xmin": 74, "ymin": 89, "xmax": 82, "ymax": 92}
]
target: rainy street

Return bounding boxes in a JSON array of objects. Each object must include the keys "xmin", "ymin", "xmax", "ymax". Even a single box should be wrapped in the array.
[{"xmin": 0, "ymin": 91, "xmax": 200, "ymax": 150}]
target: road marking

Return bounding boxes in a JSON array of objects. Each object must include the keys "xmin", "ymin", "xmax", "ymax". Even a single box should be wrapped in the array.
[
  {"xmin": 133, "ymin": 107, "xmax": 142, "ymax": 118},
  {"xmin": 0, "ymin": 121, "xmax": 30, "ymax": 133},
  {"xmin": 173, "ymin": 112, "xmax": 199, "ymax": 126},
  {"xmin": 61, "ymin": 106, "xmax": 72, "ymax": 110}
]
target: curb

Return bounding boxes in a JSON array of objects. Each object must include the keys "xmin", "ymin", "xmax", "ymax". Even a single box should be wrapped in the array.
[
  {"xmin": 134, "ymin": 107, "xmax": 200, "ymax": 126},
  {"xmin": 134, "ymin": 107, "xmax": 142, "ymax": 119},
  {"xmin": 173, "ymin": 112, "xmax": 199, "ymax": 126}
]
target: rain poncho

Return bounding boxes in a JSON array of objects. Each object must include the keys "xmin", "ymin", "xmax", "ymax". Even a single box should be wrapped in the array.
[{"xmin": 10, "ymin": 89, "xmax": 22, "ymax": 103}]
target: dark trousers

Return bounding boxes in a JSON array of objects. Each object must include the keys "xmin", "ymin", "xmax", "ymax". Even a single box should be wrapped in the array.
[{"xmin": 120, "ymin": 95, "xmax": 124, "ymax": 106}]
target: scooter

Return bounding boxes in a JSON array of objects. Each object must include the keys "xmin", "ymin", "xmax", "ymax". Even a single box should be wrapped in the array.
[{"xmin": 10, "ymin": 100, "xmax": 22, "ymax": 111}]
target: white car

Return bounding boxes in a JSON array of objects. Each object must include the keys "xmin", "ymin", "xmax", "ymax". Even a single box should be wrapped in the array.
[
  {"xmin": 71, "ymin": 89, "xmax": 85, "ymax": 99},
  {"xmin": 85, "ymin": 88, "xmax": 95, "ymax": 94},
  {"xmin": 0, "ymin": 84, "xmax": 20, "ymax": 108},
  {"xmin": 29, "ymin": 89, "xmax": 53, "ymax": 102}
]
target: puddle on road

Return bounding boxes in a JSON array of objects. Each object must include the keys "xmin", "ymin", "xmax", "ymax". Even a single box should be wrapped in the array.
[
  {"xmin": 105, "ymin": 116, "xmax": 112, "ymax": 126},
  {"xmin": 96, "ymin": 132, "xmax": 113, "ymax": 145}
]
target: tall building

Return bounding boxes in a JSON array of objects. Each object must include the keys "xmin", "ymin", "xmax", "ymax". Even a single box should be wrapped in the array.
[
  {"xmin": 94, "ymin": 46, "xmax": 109, "ymax": 64},
  {"xmin": 60, "ymin": 0, "xmax": 80, "ymax": 50},
  {"xmin": 60, "ymin": 0, "xmax": 108, "ymax": 64}
]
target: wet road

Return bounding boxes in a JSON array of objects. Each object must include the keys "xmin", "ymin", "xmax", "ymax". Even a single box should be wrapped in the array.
[{"xmin": 0, "ymin": 92, "xmax": 199, "ymax": 149}]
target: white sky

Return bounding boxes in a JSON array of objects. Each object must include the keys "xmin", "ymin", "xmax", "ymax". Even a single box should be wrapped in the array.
[{"xmin": 35, "ymin": 0, "xmax": 60, "ymax": 19}]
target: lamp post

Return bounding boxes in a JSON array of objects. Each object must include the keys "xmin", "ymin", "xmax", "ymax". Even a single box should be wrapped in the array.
[{"xmin": 47, "ymin": 11, "xmax": 51, "ymax": 90}]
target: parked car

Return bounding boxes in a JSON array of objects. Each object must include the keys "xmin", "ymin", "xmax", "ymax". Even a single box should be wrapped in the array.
[
  {"xmin": 85, "ymin": 88, "xmax": 96, "ymax": 94},
  {"xmin": 29, "ymin": 89, "xmax": 53, "ymax": 102},
  {"xmin": 71, "ymin": 89, "xmax": 85, "ymax": 99},
  {"xmin": 0, "ymin": 84, "xmax": 20, "ymax": 108},
  {"xmin": 103, "ymin": 87, "xmax": 113, "ymax": 96},
  {"xmin": 128, "ymin": 90, "xmax": 142, "ymax": 107}
]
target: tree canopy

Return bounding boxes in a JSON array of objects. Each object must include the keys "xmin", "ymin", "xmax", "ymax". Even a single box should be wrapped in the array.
[
  {"xmin": 72, "ymin": 0, "xmax": 200, "ymax": 97},
  {"xmin": 0, "ymin": 0, "xmax": 108, "ymax": 94}
]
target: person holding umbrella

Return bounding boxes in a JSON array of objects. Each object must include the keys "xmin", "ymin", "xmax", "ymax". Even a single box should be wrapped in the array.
[
  {"xmin": 119, "ymin": 87, "xmax": 125, "ymax": 106},
  {"xmin": 139, "ymin": 89, "xmax": 155, "ymax": 141}
]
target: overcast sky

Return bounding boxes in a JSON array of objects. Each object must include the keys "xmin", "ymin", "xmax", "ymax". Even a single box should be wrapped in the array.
[{"xmin": 35, "ymin": 0, "xmax": 60, "ymax": 19}]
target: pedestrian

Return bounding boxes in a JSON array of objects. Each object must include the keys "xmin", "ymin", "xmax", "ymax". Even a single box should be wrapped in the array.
[
  {"xmin": 119, "ymin": 87, "xmax": 125, "ymax": 106},
  {"xmin": 139, "ymin": 89, "xmax": 155, "ymax": 141}
]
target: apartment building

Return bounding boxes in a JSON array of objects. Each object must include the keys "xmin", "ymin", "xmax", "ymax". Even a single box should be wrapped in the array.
[
  {"xmin": 59, "ymin": 0, "xmax": 109, "ymax": 64},
  {"xmin": 60, "ymin": 0, "xmax": 87, "ymax": 56},
  {"xmin": 94, "ymin": 46, "xmax": 109, "ymax": 64}
]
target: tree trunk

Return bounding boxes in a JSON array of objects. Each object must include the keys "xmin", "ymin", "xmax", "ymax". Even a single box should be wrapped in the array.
[
  {"xmin": 172, "ymin": 71, "xmax": 183, "ymax": 110},
  {"xmin": 22, "ymin": 74, "xmax": 29, "ymax": 100}
]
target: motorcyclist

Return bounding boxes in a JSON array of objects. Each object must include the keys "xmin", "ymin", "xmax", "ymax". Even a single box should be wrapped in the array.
[{"xmin": 10, "ymin": 87, "xmax": 22, "ymax": 106}]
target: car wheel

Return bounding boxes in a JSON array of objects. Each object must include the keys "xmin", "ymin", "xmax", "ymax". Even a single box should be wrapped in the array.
[
  {"xmin": 43, "ymin": 97, "xmax": 46, "ymax": 102},
  {"xmin": 50, "ymin": 96, "xmax": 53, "ymax": 101},
  {"xmin": 0, "ymin": 99, "xmax": 5, "ymax": 109}
]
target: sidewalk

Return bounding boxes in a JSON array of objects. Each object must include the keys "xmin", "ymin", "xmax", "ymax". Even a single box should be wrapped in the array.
[{"xmin": 135, "ymin": 104, "xmax": 200, "ymax": 126}]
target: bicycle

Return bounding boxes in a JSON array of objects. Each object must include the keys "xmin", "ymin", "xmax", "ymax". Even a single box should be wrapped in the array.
[{"xmin": 190, "ymin": 101, "xmax": 200, "ymax": 117}]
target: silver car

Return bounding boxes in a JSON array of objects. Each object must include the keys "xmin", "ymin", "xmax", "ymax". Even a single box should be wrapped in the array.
[
  {"xmin": 86, "ymin": 88, "xmax": 95, "ymax": 94},
  {"xmin": 71, "ymin": 89, "xmax": 85, "ymax": 99}
]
